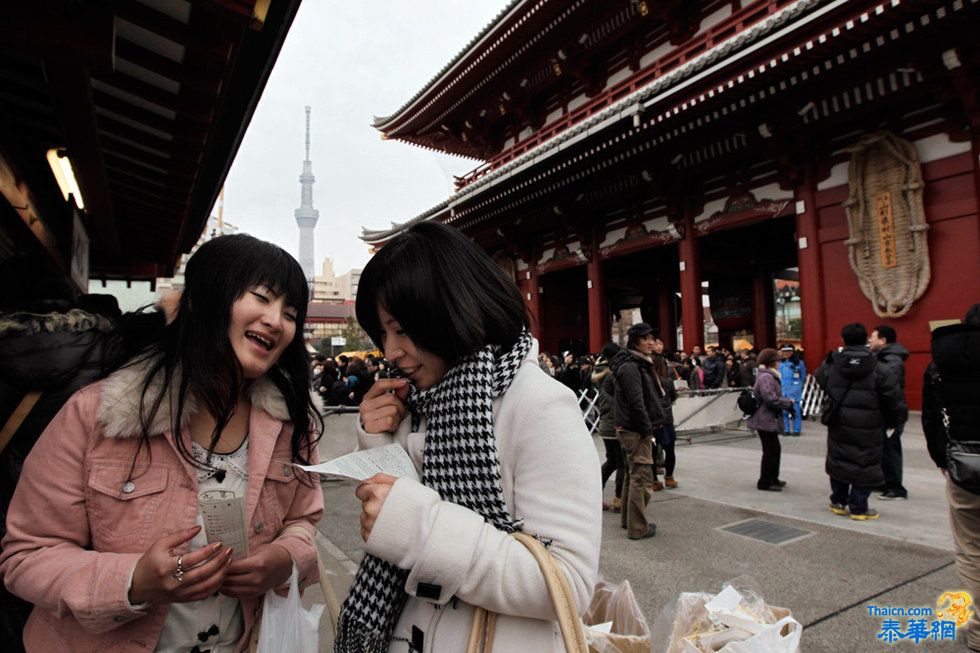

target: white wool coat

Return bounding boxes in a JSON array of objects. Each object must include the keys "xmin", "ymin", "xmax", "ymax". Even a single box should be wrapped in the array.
[{"xmin": 355, "ymin": 342, "xmax": 602, "ymax": 653}]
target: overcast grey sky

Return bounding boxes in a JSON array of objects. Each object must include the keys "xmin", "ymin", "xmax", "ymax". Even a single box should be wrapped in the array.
[{"xmin": 221, "ymin": 1, "xmax": 509, "ymax": 277}]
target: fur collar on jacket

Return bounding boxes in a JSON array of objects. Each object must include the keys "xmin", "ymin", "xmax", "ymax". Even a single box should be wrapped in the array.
[
  {"xmin": 96, "ymin": 356, "xmax": 291, "ymax": 438},
  {"xmin": 0, "ymin": 309, "xmax": 113, "ymax": 340}
]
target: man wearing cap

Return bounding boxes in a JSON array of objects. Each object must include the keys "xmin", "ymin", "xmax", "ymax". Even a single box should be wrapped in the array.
[
  {"xmin": 778, "ymin": 344, "xmax": 807, "ymax": 435},
  {"xmin": 610, "ymin": 323, "xmax": 667, "ymax": 540}
]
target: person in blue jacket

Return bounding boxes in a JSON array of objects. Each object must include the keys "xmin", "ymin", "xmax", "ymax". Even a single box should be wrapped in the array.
[{"xmin": 778, "ymin": 344, "xmax": 807, "ymax": 435}]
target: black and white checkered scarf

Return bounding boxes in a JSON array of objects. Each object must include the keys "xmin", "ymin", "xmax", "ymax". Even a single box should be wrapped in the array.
[{"xmin": 334, "ymin": 329, "xmax": 533, "ymax": 653}]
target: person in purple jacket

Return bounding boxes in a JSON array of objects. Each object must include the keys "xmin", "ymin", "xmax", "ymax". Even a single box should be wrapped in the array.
[{"xmin": 747, "ymin": 348, "xmax": 796, "ymax": 491}]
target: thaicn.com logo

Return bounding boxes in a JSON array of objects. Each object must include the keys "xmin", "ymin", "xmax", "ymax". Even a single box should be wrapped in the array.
[{"xmin": 867, "ymin": 592, "xmax": 974, "ymax": 644}]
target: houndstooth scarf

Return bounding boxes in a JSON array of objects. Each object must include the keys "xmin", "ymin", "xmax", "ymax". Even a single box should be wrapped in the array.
[{"xmin": 334, "ymin": 329, "xmax": 533, "ymax": 653}]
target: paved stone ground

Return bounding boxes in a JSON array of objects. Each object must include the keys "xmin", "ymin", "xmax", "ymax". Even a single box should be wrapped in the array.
[{"xmin": 306, "ymin": 413, "xmax": 972, "ymax": 651}]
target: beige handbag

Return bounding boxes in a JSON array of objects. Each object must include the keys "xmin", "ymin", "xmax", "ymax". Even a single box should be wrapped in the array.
[{"xmin": 466, "ymin": 532, "xmax": 589, "ymax": 653}]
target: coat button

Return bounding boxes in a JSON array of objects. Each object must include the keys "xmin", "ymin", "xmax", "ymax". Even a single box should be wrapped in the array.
[
  {"xmin": 122, "ymin": 481, "xmax": 135, "ymax": 494},
  {"xmin": 254, "ymin": 521, "xmax": 264, "ymax": 533}
]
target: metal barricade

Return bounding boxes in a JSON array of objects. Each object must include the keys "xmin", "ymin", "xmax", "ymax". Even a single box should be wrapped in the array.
[
  {"xmin": 576, "ymin": 386, "xmax": 747, "ymax": 434},
  {"xmin": 578, "ymin": 388, "xmax": 601, "ymax": 435},
  {"xmin": 799, "ymin": 375, "xmax": 825, "ymax": 419}
]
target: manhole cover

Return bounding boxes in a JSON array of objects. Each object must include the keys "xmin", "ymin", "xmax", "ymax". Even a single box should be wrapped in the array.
[{"xmin": 719, "ymin": 518, "xmax": 812, "ymax": 545}]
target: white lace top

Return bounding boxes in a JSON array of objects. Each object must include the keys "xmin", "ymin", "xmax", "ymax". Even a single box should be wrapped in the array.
[{"xmin": 154, "ymin": 439, "xmax": 249, "ymax": 653}]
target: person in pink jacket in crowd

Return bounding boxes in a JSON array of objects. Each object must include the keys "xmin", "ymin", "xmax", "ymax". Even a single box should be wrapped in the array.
[{"xmin": 0, "ymin": 234, "xmax": 324, "ymax": 653}]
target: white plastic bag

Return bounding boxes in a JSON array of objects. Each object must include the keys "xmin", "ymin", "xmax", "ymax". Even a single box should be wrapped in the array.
[
  {"xmin": 650, "ymin": 577, "xmax": 801, "ymax": 653},
  {"xmin": 256, "ymin": 563, "xmax": 324, "ymax": 653},
  {"xmin": 582, "ymin": 579, "xmax": 652, "ymax": 652}
]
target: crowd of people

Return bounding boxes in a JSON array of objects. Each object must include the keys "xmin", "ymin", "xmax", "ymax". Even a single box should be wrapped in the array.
[{"xmin": 0, "ymin": 222, "xmax": 976, "ymax": 652}]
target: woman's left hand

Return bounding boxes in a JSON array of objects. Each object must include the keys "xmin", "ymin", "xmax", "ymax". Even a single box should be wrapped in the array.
[
  {"xmin": 219, "ymin": 543, "xmax": 293, "ymax": 599},
  {"xmin": 356, "ymin": 473, "xmax": 397, "ymax": 542}
]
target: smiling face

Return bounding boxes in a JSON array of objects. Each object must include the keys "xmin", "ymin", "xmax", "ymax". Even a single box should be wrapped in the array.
[
  {"xmin": 228, "ymin": 285, "xmax": 297, "ymax": 379},
  {"xmin": 377, "ymin": 304, "xmax": 449, "ymax": 389}
]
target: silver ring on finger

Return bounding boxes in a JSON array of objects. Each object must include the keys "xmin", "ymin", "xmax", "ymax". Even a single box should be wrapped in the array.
[{"xmin": 172, "ymin": 554, "xmax": 185, "ymax": 583}]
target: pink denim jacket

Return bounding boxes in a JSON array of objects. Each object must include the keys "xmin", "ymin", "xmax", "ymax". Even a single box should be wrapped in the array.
[{"xmin": 0, "ymin": 360, "xmax": 324, "ymax": 652}]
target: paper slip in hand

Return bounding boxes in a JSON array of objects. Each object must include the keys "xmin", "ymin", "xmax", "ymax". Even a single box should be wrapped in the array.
[
  {"xmin": 296, "ymin": 443, "xmax": 419, "ymax": 482},
  {"xmin": 199, "ymin": 490, "xmax": 249, "ymax": 560}
]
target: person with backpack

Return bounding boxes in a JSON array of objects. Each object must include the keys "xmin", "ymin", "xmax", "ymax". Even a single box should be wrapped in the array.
[
  {"xmin": 747, "ymin": 348, "xmax": 795, "ymax": 491},
  {"xmin": 922, "ymin": 303, "xmax": 980, "ymax": 651},
  {"xmin": 593, "ymin": 343, "xmax": 624, "ymax": 512}
]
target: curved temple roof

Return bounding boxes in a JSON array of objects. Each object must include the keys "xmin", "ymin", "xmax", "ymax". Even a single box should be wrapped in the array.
[{"xmin": 362, "ymin": 0, "xmax": 836, "ymax": 245}]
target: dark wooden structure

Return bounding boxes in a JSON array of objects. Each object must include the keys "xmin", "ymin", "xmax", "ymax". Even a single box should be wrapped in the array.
[{"xmin": 0, "ymin": 0, "xmax": 302, "ymax": 286}]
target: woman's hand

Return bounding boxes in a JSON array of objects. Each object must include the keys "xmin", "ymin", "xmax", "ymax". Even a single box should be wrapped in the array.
[
  {"xmin": 129, "ymin": 527, "xmax": 233, "ymax": 605},
  {"xmin": 219, "ymin": 543, "xmax": 293, "ymax": 599},
  {"xmin": 359, "ymin": 378, "xmax": 410, "ymax": 434},
  {"xmin": 356, "ymin": 473, "xmax": 397, "ymax": 542}
]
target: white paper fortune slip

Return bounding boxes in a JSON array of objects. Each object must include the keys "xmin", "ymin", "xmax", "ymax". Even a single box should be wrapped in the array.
[
  {"xmin": 296, "ymin": 443, "xmax": 419, "ymax": 482},
  {"xmin": 199, "ymin": 490, "xmax": 249, "ymax": 560}
]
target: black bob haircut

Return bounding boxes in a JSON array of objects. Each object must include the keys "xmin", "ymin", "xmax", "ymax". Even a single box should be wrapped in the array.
[
  {"xmin": 356, "ymin": 222, "xmax": 529, "ymax": 364},
  {"xmin": 841, "ymin": 322, "xmax": 868, "ymax": 346}
]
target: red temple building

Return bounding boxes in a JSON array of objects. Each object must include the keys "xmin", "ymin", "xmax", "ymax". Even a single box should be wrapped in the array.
[{"xmin": 363, "ymin": 0, "xmax": 980, "ymax": 408}]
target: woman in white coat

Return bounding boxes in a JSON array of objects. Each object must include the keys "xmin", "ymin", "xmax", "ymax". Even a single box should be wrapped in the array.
[{"xmin": 335, "ymin": 222, "xmax": 602, "ymax": 653}]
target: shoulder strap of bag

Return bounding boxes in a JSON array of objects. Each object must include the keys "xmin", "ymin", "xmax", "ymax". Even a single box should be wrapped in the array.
[
  {"xmin": 466, "ymin": 532, "xmax": 589, "ymax": 653},
  {"xmin": 0, "ymin": 391, "xmax": 43, "ymax": 457},
  {"xmin": 927, "ymin": 366, "xmax": 952, "ymax": 436}
]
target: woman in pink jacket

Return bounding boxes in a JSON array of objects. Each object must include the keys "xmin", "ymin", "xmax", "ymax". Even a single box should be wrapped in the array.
[{"xmin": 0, "ymin": 235, "xmax": 324, "ymax": 652}]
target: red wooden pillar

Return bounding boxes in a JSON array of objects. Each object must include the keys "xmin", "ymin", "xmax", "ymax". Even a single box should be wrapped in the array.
[
  {"xmin": 678, "ymin": 215, "xmax": 703, "ymax": 353},
  {"xmin": 751, "ymin": 273, "xmax": 774, "ymax": 349},
  {"xmin": 658, "ymin": 282, "xmax": 677, "ymax": 350},
  {"xmin": 523, "ymin": 264, "xmax": 542, "ymax": 341},
  {"xmin": 586, "ymin": 253, "xmax": 609, "ymax": 353},
  {"xmin": 971, "ymin": 116, "xmax": 980, "ymax": 250},
  {"xmin": 795, "ymin": 167, "xmax": 827, "ymax": 372}
]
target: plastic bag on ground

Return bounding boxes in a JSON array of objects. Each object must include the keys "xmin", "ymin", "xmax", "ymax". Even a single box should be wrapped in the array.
[
  {"xmin": 649, "ymin": 576, "xmax": 801, "ymax": 653},
  {"xmin": 256, "ymin": 563, "xmax": 324, "ymax": 653},
  {"xmin": 582, "ymin": 579, "xmax": 652, "ymax": 653}
]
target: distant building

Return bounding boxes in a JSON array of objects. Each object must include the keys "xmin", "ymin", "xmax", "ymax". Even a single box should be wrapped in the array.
[
  {"xmin": 312, "ymin": 258, "xmax": 342, "ymax": 302},
  {"xmin": 335, "ymin": 268, "xmax": 361, "ymax": 301},
  {"xmin": 312, "ymin": 258, "xmax": 362, "ymax": 302},
  {"xmin": 305, "ymin": 301, "xmax": 356, "ymax": 343}
]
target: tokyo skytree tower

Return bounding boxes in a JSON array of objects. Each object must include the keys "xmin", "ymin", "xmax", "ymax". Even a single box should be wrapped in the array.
[{"xmin": 294, "ymin": 106, "xmax": 318, "ymax": 282}]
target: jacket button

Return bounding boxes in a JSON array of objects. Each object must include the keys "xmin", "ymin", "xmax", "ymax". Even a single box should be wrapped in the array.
[
  {"xmin": 122, "ymin": 481, "xmax": 135, "ymax": 494},
  {"xmin": 254, "ymin": 522, "xmax": 264, "ymax": 533}
]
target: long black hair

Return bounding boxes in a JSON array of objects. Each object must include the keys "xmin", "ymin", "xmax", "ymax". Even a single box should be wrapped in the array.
[
  {"xmin": 355, "ymin": 221, "xmax": 529, "ymax": 364},
  {"xmin": 103, "ymin": 234, "xmax": 321, "ymax": 475}
]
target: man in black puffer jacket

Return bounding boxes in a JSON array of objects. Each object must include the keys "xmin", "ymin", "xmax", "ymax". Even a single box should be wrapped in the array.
[
  {"xmin": 816, "ymin": 322, "xmax": 906, "ymax": 521},
  {"xmin": 611, "ymin": 323, "xmax": 667, "ymax": 540},
  {"xmin": 922, "ymin": 304, "xmax": 980, "ymax": 651}
]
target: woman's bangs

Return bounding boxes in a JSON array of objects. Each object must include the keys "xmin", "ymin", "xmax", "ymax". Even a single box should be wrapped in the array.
[{"xmin": 245, "ymin": 250, "xmax": 309, "ymax": 319}]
